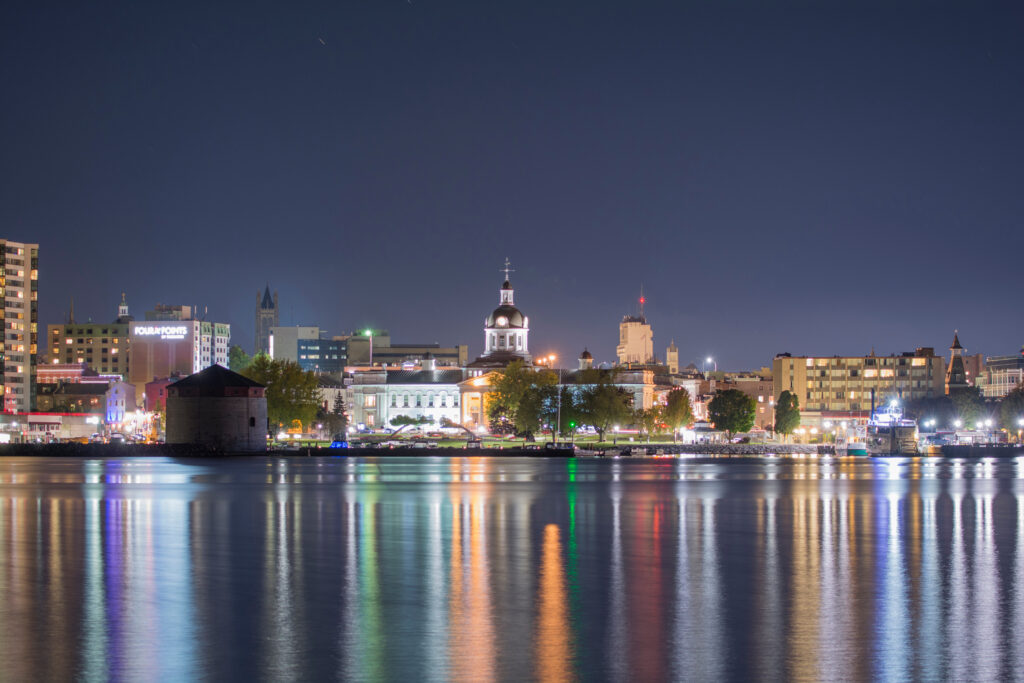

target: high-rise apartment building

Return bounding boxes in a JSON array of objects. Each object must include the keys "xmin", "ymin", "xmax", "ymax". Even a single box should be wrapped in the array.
[
  {"xmin": 46, "ymin": 293, "xmax": 133, "ymax": 379},
  {"xmin": 1, "ymin": 239, "xmax": 39, "ymax": 413},
  {"xmin": 773, "ymin": 348, "xmax": 945, "ymax": 426}
]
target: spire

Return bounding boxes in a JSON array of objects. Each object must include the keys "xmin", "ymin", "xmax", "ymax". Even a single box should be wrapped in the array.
[
  {"xmin": 499, "ymin": 259, "xmax": 514, "ymax": 305},
  {"xmin": 639, "ymin": 285, "xmax": 646, "ymax": 319},
  {"xmin": 69, "ymin": 296, "xmax": 75, "ymax": 325},
  {"xmin": 951, "ymin": 330, "xmax": 962, "ymax": 350},
  {"xmin": 501, "ymin": 257, "xmax": 514, "ymax": 289},
  {"xmin": 261, "ymin": 284, "xmax": 275, "ymax": 310}
]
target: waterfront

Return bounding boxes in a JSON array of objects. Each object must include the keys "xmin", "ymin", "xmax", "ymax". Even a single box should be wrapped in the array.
[{"xmin": 1, "ymin": 456, "xmax": 1023, "ymax": 681}]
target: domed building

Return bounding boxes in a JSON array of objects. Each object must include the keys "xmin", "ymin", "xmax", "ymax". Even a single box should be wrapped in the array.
[{"xmin": 467, "ymin": 265, "xmax": 532, "ymax": 369}]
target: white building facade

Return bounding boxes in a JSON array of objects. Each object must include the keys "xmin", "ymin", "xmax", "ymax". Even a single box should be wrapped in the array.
[{"xmin": 348, "ymin": 365, "xmax": 466, "ymax": 430}]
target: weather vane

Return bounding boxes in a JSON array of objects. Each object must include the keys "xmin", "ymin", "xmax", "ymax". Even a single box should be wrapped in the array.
[{"xmin": 502, "ymin": 257, "xmax": 514, "ymax": 281}]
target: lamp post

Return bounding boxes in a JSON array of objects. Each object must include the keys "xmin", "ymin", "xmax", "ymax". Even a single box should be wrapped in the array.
[{"xmin": 546, "ymin": 354, "xmax": 561, "ymax": 446}]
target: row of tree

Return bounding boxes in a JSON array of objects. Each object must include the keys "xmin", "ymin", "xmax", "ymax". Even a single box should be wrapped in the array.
[
  {"xmin": 907, "ymin": 384, "xmax": 1024, "ymax": 430},
  {"xmin": 486, "ymin": 361, "xmax": 775, "ymax": 441}
]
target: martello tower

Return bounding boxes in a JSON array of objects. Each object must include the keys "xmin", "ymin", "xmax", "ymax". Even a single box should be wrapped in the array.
[{"xmin": 255, "ymin": 285, "xmax": 279, "ymax": 355}]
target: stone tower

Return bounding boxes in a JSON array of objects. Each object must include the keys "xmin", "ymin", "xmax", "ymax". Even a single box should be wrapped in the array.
[
  {"xmin": 255, "ymin": 285, "xmax": 279, "ymax": 356},
  {"xmin": 666, "ymin": 340, "xmax": 679, "ymax": 374}
]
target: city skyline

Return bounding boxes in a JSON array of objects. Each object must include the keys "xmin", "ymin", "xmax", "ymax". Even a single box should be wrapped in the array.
[{"xmin": 3, "ymin": 1, "xmax": 1022, "ymax": 369}]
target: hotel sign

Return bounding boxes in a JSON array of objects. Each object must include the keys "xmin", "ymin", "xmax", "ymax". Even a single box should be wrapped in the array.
[{"xmin": 135, "ymin": 325, "xmax": 188, "ymax": 340}]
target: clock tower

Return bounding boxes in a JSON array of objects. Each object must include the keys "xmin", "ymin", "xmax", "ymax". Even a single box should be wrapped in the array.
[{"xmin": 469, "ymin": 259, "xmax": 532, "ymax": 368}]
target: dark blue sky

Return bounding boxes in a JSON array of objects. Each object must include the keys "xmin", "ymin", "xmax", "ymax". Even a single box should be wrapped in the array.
[{"xmin": 2, "ymin": 1, "xmax": 1021, "ymax": 369}]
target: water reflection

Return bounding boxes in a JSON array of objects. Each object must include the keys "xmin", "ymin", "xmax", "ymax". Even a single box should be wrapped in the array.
[{"xmin": 0, "ymin": 456, "xmax": 1023, "ymax": 680}]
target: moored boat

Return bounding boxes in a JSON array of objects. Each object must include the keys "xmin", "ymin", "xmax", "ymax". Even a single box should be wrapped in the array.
[{"xmin": 866, "ymin": 401, "xmax": 918, "ymax": 456}]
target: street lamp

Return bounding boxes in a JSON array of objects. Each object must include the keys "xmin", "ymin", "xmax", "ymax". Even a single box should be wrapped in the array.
[
  {"xmin": 953, "ymin": 419, "xmax": 962, "ymax": 429},
  {"xmin": 705, "ymin": 356, "xmax": 717, "ymax": 374},
  {"xmin": 547, "ymin": 354, "xmax": 562, "ymax": 446}
]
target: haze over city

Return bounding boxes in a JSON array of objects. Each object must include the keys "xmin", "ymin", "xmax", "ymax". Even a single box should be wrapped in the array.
[{"xmin": 2, "ymin": 1, "xmax": 1022, "ymax": 368}]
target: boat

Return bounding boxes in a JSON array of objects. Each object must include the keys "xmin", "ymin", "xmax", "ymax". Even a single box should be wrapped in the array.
[
  {"xmin": 836, "ymin": 426, "xmax": 868, "ymax": 456},
  {"xmin": 866, "ymin": 400, "xmax": 918, "ymax": 456}
]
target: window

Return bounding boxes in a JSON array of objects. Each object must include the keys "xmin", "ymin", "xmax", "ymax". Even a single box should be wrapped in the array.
[
  {"xmin": 249, "ymin": 417, "xmax": 256, "ymax": 427},
  {"xmin": 364, "ymin": 395, "xmax": 376, "ymax": 408}
]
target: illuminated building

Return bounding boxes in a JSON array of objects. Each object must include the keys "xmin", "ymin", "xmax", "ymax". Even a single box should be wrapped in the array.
[
  {"xmin": 976, "ymin": 351, "xmax": 1024, "ymax": 398},
  {"xmin": 773, "ymin": 348, "xmax": 945, "ymax": 428},
  {"xmin": 1, "ymin": 238, "xmax": 38, "ymax": 413},
  {"xmin": 36, "ymin": 362, "xmax": 119, "ymax": 385},
  {"xmin": 467, "ymin": 261, "xmax": 532, "ymax": 369},
  {"xmin": 166, "ymin": 364, "xmax": 267, "ymax": 450},
  {"xmin": 46, "ymin": 293, "xmax": 132, "ymax": 378},
  {"xmin": 348, "ymin": 359, "xmax": 464, "ymax": 429},
  {"xmin": 255, "ymin": 285, "xmax": 278, "ymax": 355},
  {"xmin": 128, "ymin": 312, "xmax": 230, "ymax": 390},
  {"xmin": 616, "ymin": 291, "xmax": 653, "ymax": 366},
  {"xmin": 269, "ymin": 325, "xmax": 348, "ymax": 373},
  {"xmin": 702, "ymin": 371, "xmax": 775, "ymax": 430}
]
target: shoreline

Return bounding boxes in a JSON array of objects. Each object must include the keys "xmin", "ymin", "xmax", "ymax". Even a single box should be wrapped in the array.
[{"xmin": 2, "ymin": 442, "xmax": 1022, "ymax": 458}]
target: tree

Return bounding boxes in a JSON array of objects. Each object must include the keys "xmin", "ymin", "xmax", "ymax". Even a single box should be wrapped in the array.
[
  {"xmin": 950, "ymin": 386, "xmax": 986, "ymax": 426},
  {"xmin": 774, "ymin": 390, "xmax": 801, "ymax": 440},
  {"xmin": 485, "ymin": 361, "xmax": 557, "ymax": 435},
  {"xmin": 318, "ymin": 394, "xmax": 348, "ymax": 439},
  {"xmin": 662, "ymin": 388, "xmax": 694, "ymax": 432},
  {"xmin": 579, "ymin": 371, "xmax": 633, "ymax": 441},
  {"xmin": 228, "ymin": 345, "xmax": 252, "ymax": 372},
  {"xmin": 516, "ymin": 384, "xmax": 555, "ymax": 437},
  {"xmin": 241, "ymin": 355, "xmax": 321, "ymax": 433},
  {"xmin": 635, "ymin": 406, "xmax": 663, "ymax": 442},
  {"xmin": 708, "ymin": 389, "xmax": 756, "ymax": 439},
  {"xmin": 999, "ymin": 383, "xmax": 1024, "ymax": 431}
]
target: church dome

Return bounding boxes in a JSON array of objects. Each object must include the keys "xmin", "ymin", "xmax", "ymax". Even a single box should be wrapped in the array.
[
  {"xmin": 579, "ymin": 348, "xmax": 593, "ymax": 360},
  {"xmin": 487, "ymin": 304, "xmax": 525, "ymax": 329}
]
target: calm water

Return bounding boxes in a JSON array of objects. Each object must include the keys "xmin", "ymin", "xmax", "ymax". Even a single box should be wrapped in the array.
[{"xmin": 1, "ymin": 455, "xmax": 1023, "ymax": 682}]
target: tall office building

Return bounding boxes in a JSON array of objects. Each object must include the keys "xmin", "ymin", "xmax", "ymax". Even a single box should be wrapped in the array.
[
  {"xmin": 616, "ymin": 290, "xmax": 653, "ymax": 366},
  {"xmin": 47, "ymin": 293, "xmax": 132, "ymax": 378},
  {"xmin": 1, "ymin": 239, "xmax": 39, "ymax": 413},
  {"xmin": 129, "ymin": 307, "xmax": 230, "ymax": 388},
  {"xmin": 255, "ymin": 285, "xmax": 278, "ymax": 355}
]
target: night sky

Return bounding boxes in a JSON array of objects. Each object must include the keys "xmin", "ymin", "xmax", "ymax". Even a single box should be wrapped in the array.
[{"xmin": 2, "ymin": 1, "xmax": 1022, "ymax": 369}]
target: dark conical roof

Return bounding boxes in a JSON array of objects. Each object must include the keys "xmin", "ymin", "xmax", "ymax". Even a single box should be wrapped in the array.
[
  {"xmin": 170, "ymin": 364, "xmax": 264, "ymax": 390},
  {"xmin": 951, "ymin": 331, "xmax": 962, "ymax": 350},
  {"xmin": 261, "ymin": 285, "xmax": 275, "ymax": 309}
]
